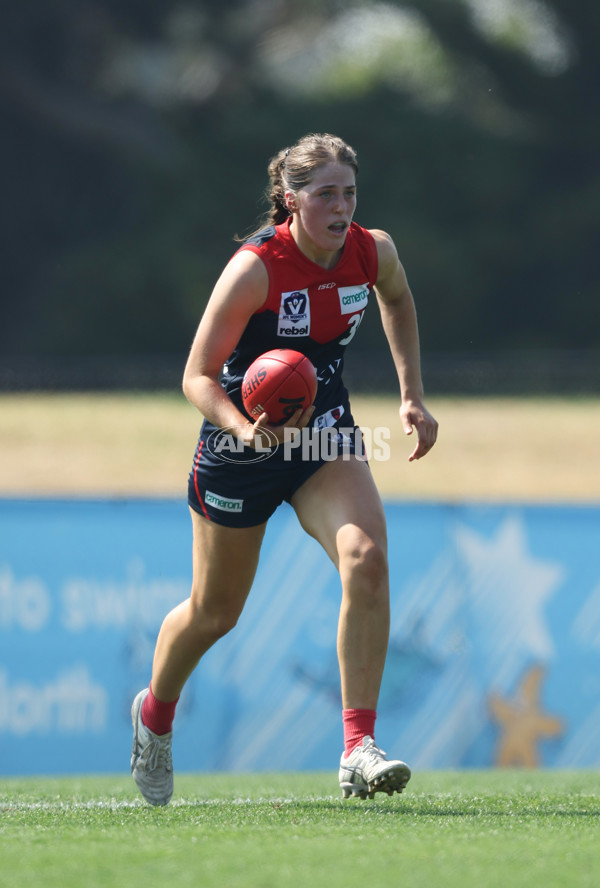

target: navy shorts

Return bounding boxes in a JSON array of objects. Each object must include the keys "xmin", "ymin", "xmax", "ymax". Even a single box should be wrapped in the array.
[{"xmin": 188, "ymin": 419, "xmax": 365, "ymax": 527}]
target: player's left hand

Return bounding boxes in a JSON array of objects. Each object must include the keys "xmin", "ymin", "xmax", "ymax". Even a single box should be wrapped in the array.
[{"xmin": 400, "ymin": 399, "xmax": 438, "ymax": 461}]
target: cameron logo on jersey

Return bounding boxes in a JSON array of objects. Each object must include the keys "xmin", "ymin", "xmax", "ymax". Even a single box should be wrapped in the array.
[
  {"xmin": 278, "ymin": 289, "xmax": 310, "ymax": 337},
  {"xmin": 338, "ymin": 284, "xmax": 369, "ymax": 314}
]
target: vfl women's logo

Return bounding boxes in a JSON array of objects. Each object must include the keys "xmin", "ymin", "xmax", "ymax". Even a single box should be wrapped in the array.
[{"xmin": 278, "ymin": 288, "xmax": 310, "ymax": 337}]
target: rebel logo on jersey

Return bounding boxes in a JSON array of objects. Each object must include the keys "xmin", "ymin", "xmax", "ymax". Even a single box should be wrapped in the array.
[{"xmin": 278, "ymin": 288, "xmax": 310, "ymax": 337}]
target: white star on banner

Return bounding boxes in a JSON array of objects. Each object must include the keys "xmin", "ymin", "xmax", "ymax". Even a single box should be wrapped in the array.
[{"xmin": 454, "ymin": 514, "xmax": 564, "ymax": 689}]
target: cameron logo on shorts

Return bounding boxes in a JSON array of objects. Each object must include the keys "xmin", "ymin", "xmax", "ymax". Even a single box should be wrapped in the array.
[
  {"xmin": 205, "ymin": 491, "xmax": 244, "ymax": 513},
  {"xmin": 338, "ymin": 284, "xmax": 369, "ymax": 315},
  {"xmin": 278, "ymin": 289, "xmax": 310, "ymax": 337}
]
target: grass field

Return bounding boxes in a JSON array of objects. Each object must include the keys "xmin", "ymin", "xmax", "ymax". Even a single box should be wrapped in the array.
[
  {"xmin": 1, "ymin": 771, "xmax": 599, "ymax": 888},
  {"xmin": 1, "ymin": 392, "xmax": 599, "ymax": 500},
  {"xmin": 2, "ymin": 393, "xmax": 599, "ymax": 886}
]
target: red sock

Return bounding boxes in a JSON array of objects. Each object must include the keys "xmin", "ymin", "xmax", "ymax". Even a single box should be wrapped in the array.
[
  {"xmin": 141, "ymin": 683, "xmax": 179, "ymax": 736},
  {"xmin": 342, "ymin": 708, "xmax": 377, "ymax": 757}
]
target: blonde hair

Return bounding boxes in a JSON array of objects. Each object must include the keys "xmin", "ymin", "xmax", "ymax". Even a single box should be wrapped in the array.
[{"xmin": 238, "ymin": 133, "xmax": 358, "ymax": 240}]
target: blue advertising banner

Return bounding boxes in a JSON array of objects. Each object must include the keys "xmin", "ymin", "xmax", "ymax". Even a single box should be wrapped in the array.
[{"xmin": 1, "ymin": 498, "xmax": 599, "ymax": 775}]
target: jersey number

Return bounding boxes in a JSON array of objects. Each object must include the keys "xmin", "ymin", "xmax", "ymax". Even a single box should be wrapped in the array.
[{"xmin": 339, "ymin": 311, "xmax": 364, "ymax": 346}]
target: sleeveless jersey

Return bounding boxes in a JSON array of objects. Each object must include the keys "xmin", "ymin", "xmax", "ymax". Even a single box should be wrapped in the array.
[{"xmin": 222, "ymin": 218, "xmax": 379, "ymax": 429}]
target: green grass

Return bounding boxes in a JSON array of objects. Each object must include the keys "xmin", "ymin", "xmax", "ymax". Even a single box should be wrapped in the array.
[{"xmin": 1, "ymin": 772, "xmax": 599, "ymax": 888}]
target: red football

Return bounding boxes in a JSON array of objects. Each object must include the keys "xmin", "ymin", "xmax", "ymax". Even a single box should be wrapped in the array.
[{"xmin": 241, "ymin": 349, "xmax": 318, "ymax": 425}]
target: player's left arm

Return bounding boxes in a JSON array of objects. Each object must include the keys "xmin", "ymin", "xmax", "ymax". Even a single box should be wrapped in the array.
[{"xmin": 371, "ymin": 228, "xmax": 438, "ymax": 461}]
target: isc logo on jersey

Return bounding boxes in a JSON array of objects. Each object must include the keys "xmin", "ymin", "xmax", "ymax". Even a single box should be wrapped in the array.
[
  {"xmin": 338, "ymin": 284, "xmax": 369, "ymax": 314},
  {"xmin": 278, "ymin": 289, "xmax": 310, "ymax": 337}
]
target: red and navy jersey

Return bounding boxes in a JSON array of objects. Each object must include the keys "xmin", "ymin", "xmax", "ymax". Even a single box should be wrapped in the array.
[{"xmin": 222, "ymin": 218, "xmax": 378, "ymax": 428}]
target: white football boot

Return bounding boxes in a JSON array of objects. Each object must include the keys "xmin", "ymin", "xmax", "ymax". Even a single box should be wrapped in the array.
[
  {"xmin": 130, "ymin": 689, "xmax": 174, "ymax": 806},
  {"xmin": 339, "ymin": 735, "xmax": 411, "ymax": 799}
]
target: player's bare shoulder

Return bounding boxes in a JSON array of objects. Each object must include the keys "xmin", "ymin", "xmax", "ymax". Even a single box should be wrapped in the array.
[
  {"xmin": 368, "ymin": 228, "xmax": 405, "ymax": 295},
  {"xmin": 368, "ymin": 228, "xmax": 396, "ymax": 252},
  {"xmin": 210, "ymin": 246, "xmax": 269, "ymax": 316}
]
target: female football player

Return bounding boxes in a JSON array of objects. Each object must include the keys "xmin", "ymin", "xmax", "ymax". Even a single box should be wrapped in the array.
[{"xmin": 131, "ymin": 133, "xmax": 438, "ymax": 804}]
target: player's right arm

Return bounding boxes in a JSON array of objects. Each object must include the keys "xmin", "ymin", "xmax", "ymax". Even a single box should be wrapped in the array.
[
  {"xmin": 183, "ymin": 250, "xmax": 267, "ymax": 440},
  {"xmin": 183, "ymin": 250, "xmax": 312, "ymax": 444}
]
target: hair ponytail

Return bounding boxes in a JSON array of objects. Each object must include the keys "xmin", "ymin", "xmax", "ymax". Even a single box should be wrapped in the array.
[{"xmin": 266, "ymin": 149, "xmax": 292, "ymax": 227}]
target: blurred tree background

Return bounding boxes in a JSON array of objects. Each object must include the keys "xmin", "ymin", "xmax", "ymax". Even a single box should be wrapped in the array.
[{"xmin": 1, "ymin": 0, "xmax": 598, "ymax": 392}]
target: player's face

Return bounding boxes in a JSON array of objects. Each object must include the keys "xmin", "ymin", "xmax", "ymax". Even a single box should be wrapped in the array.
[{"xmin": 287, "ymin": 162, "xmax": 357, "ymax": 264}]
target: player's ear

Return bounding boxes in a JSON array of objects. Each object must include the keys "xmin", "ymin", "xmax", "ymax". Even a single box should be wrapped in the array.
[{"xmin": 284, "ymin": 191, "xmax": 297, "ymax": 212}]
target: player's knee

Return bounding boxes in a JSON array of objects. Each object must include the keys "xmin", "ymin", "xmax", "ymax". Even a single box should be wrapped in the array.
[
  {"xmin": 188, "ymin": 598, "xmax": 241, "ymax": 642},
  {"xmin": 210, "ymin": 612, "xmax": 240, "ymax": 641},
  {"xmin": 340, "ymin": 533, "xmax": 388, "ymax": 594}
]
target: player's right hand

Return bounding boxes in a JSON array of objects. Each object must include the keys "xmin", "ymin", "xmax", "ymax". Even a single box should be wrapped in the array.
[{"xmin": 247, "ymin": 407, "xmax": 315, "ymax": 448}]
